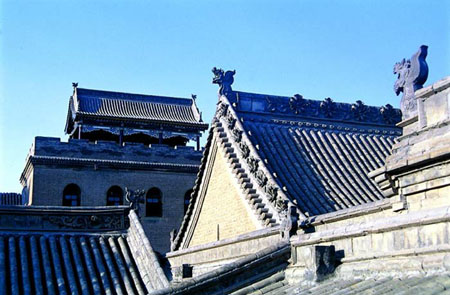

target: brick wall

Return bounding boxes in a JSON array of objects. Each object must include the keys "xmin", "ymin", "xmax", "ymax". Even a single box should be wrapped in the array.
[
  {"xmin": 188, "ymin": 145, "xmax": 258, "ymax": 247},
  {"xmin": 31, "ymin": 165, "xmax": 196, "ymax": 253}
]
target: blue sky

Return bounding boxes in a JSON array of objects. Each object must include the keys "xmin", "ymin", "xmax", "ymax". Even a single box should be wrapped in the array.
[{"xmin": 1, "ymin": 0, "xmax": 449, "ymax": 192}]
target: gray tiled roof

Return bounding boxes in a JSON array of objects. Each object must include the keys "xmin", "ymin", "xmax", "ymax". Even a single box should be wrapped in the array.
[
  {"xmin": 150, "ymin": 242, "xmax": 291, "ymax": 295},
  {"xmin": 0, "ymin": 193, "xmax": 23, "ymax": 205},
  {"xmin": 66, "ymin": 88, "xmax": 208, "ymax": 134},
  {"xmin": 1, "ymin": 234, "xmax": 146, "ymax": 295},
  {"xmin": 234, "ymin": 91, "xmax": 402, "ymax": 216},
  {"xmin": 156, "ymin": 239, "xmax": 450, "ymax": 294},
  {"xmin": 172, "ymin": 90, "xmax": 402, "ymax": 250},
  {"xmin": 284, "ymin": 274, "xmax": 450, "ymax": 295},
  {"xmin": 242, "ymin": 119, "xmax": 395, "ymax": 216},
  {"xmin": 0, "ymin": 206, "xmax": 169, "ymax": 295}
]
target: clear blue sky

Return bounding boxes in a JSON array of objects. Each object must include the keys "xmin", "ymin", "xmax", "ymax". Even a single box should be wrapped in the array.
[{"xmin": 1, "ymin": 0, "xmax": 449, "ymax": 192}]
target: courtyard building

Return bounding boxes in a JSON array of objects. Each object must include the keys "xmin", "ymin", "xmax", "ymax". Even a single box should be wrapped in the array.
[{"xmin": 19, "ymin": 85, "xmax": 208, "ymax": 253}]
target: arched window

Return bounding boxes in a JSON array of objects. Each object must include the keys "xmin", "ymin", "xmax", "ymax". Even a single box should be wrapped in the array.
[
  {"xmin": 146, "ymin": 188, "xmax": 162, "ymax": 217},
  {"xmin": 106, "ymin": 186, "xmax": 123, "ymax": 206},
  {"xmin": 184, "ymin": 189, "xmax": 193, "ymax": 214},
  {"xmin": 63, "ymin": 184, "xmax": 81, "ymax": 206}
]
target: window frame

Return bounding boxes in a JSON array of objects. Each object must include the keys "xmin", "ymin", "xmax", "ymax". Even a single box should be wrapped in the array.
[
  {"xmin": 62, "ymin": 184, "xmax": 81, "ymax": 206},
  {"xmin": 106, "ymin": 185, "xmax": 124, "ymax": 206},
  {"xmin": 145, "ymin": 187, "xmax": 163, "ymax": 217}
]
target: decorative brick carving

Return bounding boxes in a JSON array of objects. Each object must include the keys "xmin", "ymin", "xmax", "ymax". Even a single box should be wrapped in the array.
[{"xmin": 47, "ymin": 214, "xmax": 127, "ymax": 230}]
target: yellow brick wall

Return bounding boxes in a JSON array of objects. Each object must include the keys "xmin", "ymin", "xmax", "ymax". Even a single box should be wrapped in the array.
[{"xmin": 188, "ymin": 144, "xmax": 259, "ymax": 247}]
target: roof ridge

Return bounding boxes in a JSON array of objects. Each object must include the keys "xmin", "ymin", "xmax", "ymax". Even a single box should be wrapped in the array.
[
  {"xmin": 77, "ymin": 87, "xmax": 194, "ymax": 103},
  {"xmin": 234, "ymin": 91, "xmax": 402, "ymax": 127},
  {"xmin": 171, "ymin": 96, "xmax": 302, "ymax": 251},
  {"xmin": 214, "ymin": 98, "xmax": 304, "ymax": 219}
]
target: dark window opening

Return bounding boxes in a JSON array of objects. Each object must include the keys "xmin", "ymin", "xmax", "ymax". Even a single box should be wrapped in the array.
[
  {"xmin": 163, "ymin": 136, "xmax": 189, "ymax": 147},
  {"xmin": 63, "ymin": 184, "xmax": 81, "ymax": 206},
  {"xmin": 106, "ymin": 186, "xmax": 123, "ymax": 206},
  {"xmin": 184, "ymin": 189, "xmax": 193, "ymax": 214},
  {"xmin": 80, "ymin": 129, "xmax": 119, "ymax": 143},
  {"xmin": 182, "ymin": 264, "xmax": 193, "ymax": 278},
  {"xmin": 123, "ymin": 133, "xmax": 159, "ymax": 146},
  {"xmin": 146, "ymin": 187, "xmax": 162, "ymax": 217}
]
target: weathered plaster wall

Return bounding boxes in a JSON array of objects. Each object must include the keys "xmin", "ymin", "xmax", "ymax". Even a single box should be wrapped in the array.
[{"xmin": 188, "ymin": 145, "xmax": 259, "ymax": 247}]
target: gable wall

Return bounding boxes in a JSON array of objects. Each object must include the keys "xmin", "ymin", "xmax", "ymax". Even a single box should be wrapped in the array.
[{"xmin": 188, "ymin": 142, "xmax": 259, "ymax": 247}]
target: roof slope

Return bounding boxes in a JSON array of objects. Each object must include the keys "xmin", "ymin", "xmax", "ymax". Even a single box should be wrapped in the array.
[
  {"xmin": 236, "ymin": 91, "xmax": 400, "ymax": 216},
  {"xmin": 229, "ymin": 91, "xmax": 401, "ymax": 216},
  {"xmin": 150, "ymin": 241, "xmax": 291, "ymax": 295},
  {"xmin": 172, "ymin": 85, "xmax": 401, "ymax": 250},
  {"xmin": 65, "ymin": 87, "xmax": 208, "ymax": 134},
  {"xmin": 0, "ymin": 206, "xmax": 169, "ymax": 294},
  {"xmin": 153, "ymin": 240, "xmax": 450, "ymax": 295}
]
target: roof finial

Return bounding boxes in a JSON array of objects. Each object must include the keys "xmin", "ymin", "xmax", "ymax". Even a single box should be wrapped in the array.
[
  {"xmin": 125, "ymin": 187, "xmax": 145, "ymax": 217},
  {"xmin": 212, "ymin": 67, "xmax": 236, "ymax": 96},
  {"xmin": 72, "ymin": 82, "xmax": 78, "ymax": 89},
  {"xmin": 191, "ymin": 94, "xmax": 197, "ymax": 100},
  {"xmin": 393, "ymin": 45, "xmax": 428, "ymax": 120}
]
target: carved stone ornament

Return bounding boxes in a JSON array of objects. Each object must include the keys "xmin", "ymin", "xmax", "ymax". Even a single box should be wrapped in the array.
[
  {"xmin": 280, "ymin": 205, "xmax": 298, "ymax": 239},
  {"xmin": 289, "ymin": 94, "xmax": 309, "ymax": 114},
  {"xmin": 125, "ymin": 187, "xmax": 145, "ymax": 217},
  {"xmin": 256, "ymin": 170, "xmax": 268, "ymax": 187},
  {"xmin": 216, "ymin": 102, "xmax": 229, "ymax": 118},
  {"xmin": 266, "ymin": 96, "xmax": 288, "ymax": 113},
  {"xmin": 275, "ymin": 197, "xmax": 288, "ymax": 212},
  {"xmin": 226, "ymin": 112, "xmax": 236, "ymax": 129},
  {"xmin": 380, "ymin": 104, "xmax": 401, "ymax": 124},
  {"xmin": 47, "ymin": 215, "xmax": 125, "ymax": 230},
  {"xmin": 212, "ymin": 67, "xmax": 236, "ymax": 96},
  {"xmin": 239, "ymin": 141, "xmax": 250, "ymax": 158},
  {"xmin": 351, "ymin": 100, "xmax": 368, "ymax": 121},
  {"xmin": 232, "ymin": 128, "xmax": 242, "ymax": 142},
  {"xmin": 319, "ymin": 97, "xmax": 336, "ymax": 118},
  {"xmin": 247, "ymin": 156, "xmax": 259, "ymax": 174},
  {"xmin": 170, "ymin": 229, "xmax": 178, "ymax": 251},
  {"xmin": 393, "ymin": 45, "xmax": 429, "ymax": 119},
  {"xmin": 266, "ymin": 184, "xmax": 278, "ymax": 202}
]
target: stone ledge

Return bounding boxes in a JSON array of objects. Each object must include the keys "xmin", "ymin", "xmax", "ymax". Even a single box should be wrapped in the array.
[
  {"xmin": 166, "ymin": 226, "xmax": 280, "ymax": 258},
  {"xmin": 294, "ymin": 205, "xmax": 450, "ymax": 247},
  {"xmin": 340, "ymin": 244, "xmax": 450, "ymax": 264},
  {"xmin": 416, "ymin": 76, "xmax": 450, "ymax": 99},
  {"xmin": 299, "ymin": 199, "xmax": 392, "ymax": 228}
]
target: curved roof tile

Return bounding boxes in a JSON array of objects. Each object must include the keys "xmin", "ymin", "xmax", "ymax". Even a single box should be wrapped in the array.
[{"xmin": 66, "ymin": 87, "xmax": 208, "ymax": 134}]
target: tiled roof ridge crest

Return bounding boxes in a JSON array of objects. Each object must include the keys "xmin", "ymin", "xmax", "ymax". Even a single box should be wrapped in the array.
[
  {"xmin": 240, "ymin": 117, "xmax": 402, "ymax": 136},
  {"xmin": 214, "ymin": 96, "xmax": 306, "ymax": 222},
  {"xmin": 235, "ymin": 91, "xmax": 403, "ymax": 126}
]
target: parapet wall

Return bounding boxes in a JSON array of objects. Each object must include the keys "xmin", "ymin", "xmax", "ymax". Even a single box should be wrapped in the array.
[
  {"xmin": 30, "ymin": 137, "xmax": 203, "ymax": 165},
  {"xmin": 288, "ymin": 76, "xmax": 450, "ymax": 283},
  {"xmin": 166, "ymin": 227, "xmax": 281, "ymax": 279}
]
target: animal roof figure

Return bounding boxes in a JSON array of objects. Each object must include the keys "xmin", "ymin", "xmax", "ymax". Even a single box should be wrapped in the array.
[{"xmin": 393, "ymin": 45, "xmax": 429, "ymax": 119}]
